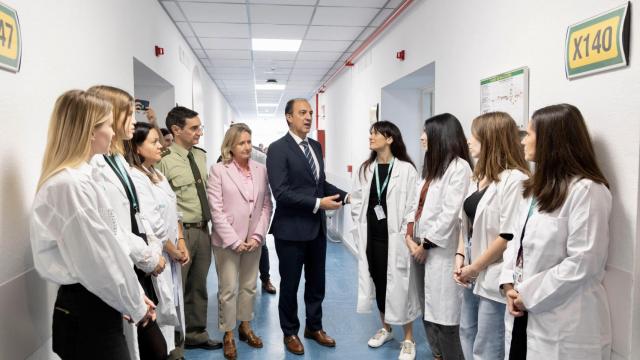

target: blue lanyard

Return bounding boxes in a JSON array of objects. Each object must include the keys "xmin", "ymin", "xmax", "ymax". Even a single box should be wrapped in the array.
[{"xmin": 374, "ymin": 157, "xmax": 395, "ymax": 205}]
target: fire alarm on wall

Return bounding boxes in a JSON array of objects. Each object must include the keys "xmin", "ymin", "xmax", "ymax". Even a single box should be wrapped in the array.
[
  {"xmin": 396, "ymin": 50, "xmax": 405, "ymax": 61},
  {"xmin": 155, "ymin": 46, "xmax": 165, "ymax": 57}
]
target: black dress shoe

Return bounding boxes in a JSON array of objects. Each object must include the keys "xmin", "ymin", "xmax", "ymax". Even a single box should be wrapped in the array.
[{"xmin": 185, "ymin": 338, "xmax": 222, "ymax": 350}]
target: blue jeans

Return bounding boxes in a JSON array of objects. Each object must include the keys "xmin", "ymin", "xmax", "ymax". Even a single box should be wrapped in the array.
[{"xmin": 459, "ymin": 286, "xmax": 505, "ymax": 360}]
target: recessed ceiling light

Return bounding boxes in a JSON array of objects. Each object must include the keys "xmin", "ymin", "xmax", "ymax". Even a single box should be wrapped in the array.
[
  {"xmin": 252, "ymin": 38, "xmax": 302, "ymax": 52},
  {"xmin": 255, "ymin": 84, "xmax": 286, "ymax": 90}
]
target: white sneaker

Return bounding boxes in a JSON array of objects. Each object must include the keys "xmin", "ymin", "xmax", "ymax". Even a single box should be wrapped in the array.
[
  {"xmin": 398, "ymin": 340, "xmax": 416, "ymax": 360},
  {"xmin": 367, "ymin": 327, "xmax": 393, "ymax": 348}
]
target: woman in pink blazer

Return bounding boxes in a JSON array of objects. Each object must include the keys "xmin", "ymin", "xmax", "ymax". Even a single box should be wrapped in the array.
[{"xmin": 206, "ymin": 123, "xmax": 273, "ymax": 360}]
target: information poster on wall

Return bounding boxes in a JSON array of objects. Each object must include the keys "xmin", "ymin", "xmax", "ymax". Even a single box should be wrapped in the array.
[{"xmin": 480, "ymin": 67, "xmax": 529, "ymax": 130}]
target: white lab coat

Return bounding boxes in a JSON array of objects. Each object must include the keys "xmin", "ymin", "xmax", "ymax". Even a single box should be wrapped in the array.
[
  {"xmin": 91, "ymin": 154, "xmax": 163, "ymax": 360},
  {"xmin": 501, "ymin": 179, "xmax": 612, "ymax": 359},
  {"xmin": 415, "ymin": 158, "xmax": 471, "ymax": 325},
  {"xmin": 130, "ymin": 167, "xmax": 186, "ymax": 352},
  {"xmin": 30, "ymin": 164, "xmax": 147, "ymax": 323},
  {"xmin": 350, "ymin": 159, "xmax": 421, "ymax": 325},
  {"xmin": 460, "ymin": 169, "xmax": 528, "ymax": 303}
]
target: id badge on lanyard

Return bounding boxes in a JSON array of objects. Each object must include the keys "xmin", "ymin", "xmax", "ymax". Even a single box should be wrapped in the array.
[
  {"xmin": 374, "ymin": 158, "xmax": 394, "ymax": 221},
  {"xmin": 514, "ymin": 199, "xmax": 537, "ymax": 289},
  {"xmin": 134, "ymin": 212, "xmax": 146, "ymax": 235}
]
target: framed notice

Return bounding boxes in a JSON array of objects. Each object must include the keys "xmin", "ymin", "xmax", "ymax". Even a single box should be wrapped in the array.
[
  {"xmin": 0, "ymin": 2, "xmax": 21, "ymax": 72},
  {"xmin": 565, "ymin": 2, "xmax": 631, "ymax": 79},
  {"xmin": 480, "ymin": 67, "xmax": 529, "ymax": 130}
]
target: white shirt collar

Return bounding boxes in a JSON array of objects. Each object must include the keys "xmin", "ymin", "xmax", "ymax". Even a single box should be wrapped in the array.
[{"xmin": 288, "ymin": 130, "xmax": 306, "ymax": 145}]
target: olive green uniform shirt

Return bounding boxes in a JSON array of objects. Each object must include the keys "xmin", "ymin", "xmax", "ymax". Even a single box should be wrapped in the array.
[{"xmin": 157, "ymin": 143, "xmax": 209, "ymax": 223}]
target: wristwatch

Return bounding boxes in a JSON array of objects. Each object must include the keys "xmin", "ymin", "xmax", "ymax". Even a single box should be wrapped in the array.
[{"xmin": 422, "ymin": 239, "xmax": 437, "ymax": 249}]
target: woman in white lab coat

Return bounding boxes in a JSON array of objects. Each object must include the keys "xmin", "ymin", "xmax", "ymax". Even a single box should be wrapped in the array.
[
  {"xmin": 88, "ymin": 85, "xmax": 168, "ymax": 360},
  {"xmin": 31, "ymin": 90, "xmax": 154, "ymax": 359},
  {"xmin": 126, "ymin": 122, "xmax": 190, "ymax": 359},
  {"xmin": 501, "ymin": 104, "xmax": 612, "ymax": 360},
  {"xmin": 350, "ymin": 121, "xmax": 420, "ymax": 360},
  {"xmin": 412, "ymin": 113, "xmax": 472, "ymax": 360},
  {"xmin": 453, "ymin": 112, "xmax": 529, "ymax": 360}
]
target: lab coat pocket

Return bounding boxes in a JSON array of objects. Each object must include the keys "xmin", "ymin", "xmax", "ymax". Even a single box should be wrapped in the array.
[{"xmin": 391, "ymin": 233, "xmax": 410, "ymax": 273}]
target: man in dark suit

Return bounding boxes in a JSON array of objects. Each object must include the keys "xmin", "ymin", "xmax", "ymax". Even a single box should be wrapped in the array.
[{"xmin": 266, "ymin": 98, "xmax": 348, "ymax": 355}]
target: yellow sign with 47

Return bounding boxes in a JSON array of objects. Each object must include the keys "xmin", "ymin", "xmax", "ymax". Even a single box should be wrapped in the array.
[{"xmin": 0, "ymin": 2, "xmax": 20, "ymax": 73}]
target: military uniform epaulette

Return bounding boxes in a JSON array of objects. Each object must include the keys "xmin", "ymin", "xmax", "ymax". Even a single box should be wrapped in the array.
[
  {"xmin": 192, "ymin": 145, "xmax": 207, "ymax": 153},
  {"xmin": 161, "ymin": 148, "xmax": 171, "ymax": 157}
]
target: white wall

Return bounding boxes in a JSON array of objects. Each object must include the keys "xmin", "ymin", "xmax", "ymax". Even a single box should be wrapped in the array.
[
  {"xmin": 0, "ymin": 1, "xmax": 234, "ymax": 358},
  {"xmin": 381, "ymin": 88, "xmax": 423, "ymax": 166},
  {"xmin": 319, "ymin": 1, "xmax": 640, "ymax": 359}
]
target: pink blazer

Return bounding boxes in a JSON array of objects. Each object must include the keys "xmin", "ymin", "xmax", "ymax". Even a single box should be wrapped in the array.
[{"xmin": 206, "ymin": 160, "xmax": 273, "ymax": 249}]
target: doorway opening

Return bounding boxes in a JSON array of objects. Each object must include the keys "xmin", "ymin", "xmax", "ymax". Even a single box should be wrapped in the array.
[{"xmin": 133, "ymin": 58, "xmax": 175, "ymax": 128}]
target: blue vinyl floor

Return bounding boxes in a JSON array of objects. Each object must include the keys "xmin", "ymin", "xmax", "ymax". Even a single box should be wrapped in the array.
[{"xmin": 185, "ymin": 236, "xmax": 435, "ymax": 360}]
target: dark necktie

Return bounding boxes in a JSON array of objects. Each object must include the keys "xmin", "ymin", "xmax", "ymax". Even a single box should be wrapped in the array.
[
  {"xmin": 187, "ymin": 151, "xmax": 211, "ymax": 222},
  {"xmin": 300, "ymin": 140, "xmax": 318, "ymax": 181}
]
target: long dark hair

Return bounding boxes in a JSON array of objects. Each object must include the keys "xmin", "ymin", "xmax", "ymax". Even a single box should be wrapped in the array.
[
  {"xmin": 422, "ymin": 113, "xmax": 471, "ymax": 182},
  {"xmin": 125, "ymin": 122, "xmax": 163, "ymax": 184},
  {"xmin": 523, "ymin": 104, "xmax": 608, "ymax": 213},
  {"xmin": 359, "ymin": 121, "xmax": 415, "ymax": 180}
]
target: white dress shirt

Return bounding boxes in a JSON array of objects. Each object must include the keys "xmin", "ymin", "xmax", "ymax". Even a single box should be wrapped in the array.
[{"xmin": 30, "ymin": 163, "xmax": 147, "ymax": 323}]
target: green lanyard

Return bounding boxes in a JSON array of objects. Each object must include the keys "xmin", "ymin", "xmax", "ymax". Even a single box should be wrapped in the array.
[{"xmin": 374, "ymin": 157, "xmax": 395, "ymax": 205}]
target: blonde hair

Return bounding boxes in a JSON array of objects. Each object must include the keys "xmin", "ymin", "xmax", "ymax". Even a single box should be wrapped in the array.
[
  {"xmin": 37, "ymin": 90, "xmax": 112, "ymax": 190},
  {"xmin": 220, "ymin": 123, "xmax": 252, "ymax": 164},
  {"xmin": 471, "ymin": 111, "xmax": 529, "ymax": 183},
  {"xmin": 86, "ymin": 85, "xmax": 133, "ymax": 155}
]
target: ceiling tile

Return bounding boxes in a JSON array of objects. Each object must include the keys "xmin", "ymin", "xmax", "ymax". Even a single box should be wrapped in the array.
[
  {"xmin": 294, "ymin": 60, "xmax": 337, "ymax": 68},
  {"xmin": 251, "ymin": 24, "xmax": 307, "ymax": 39},
  {"xmin": 253, "ymin": 51, "xmax": 298, "ymax": 61},
  {"xmin": 212, "ymin": 72, "xmax": 254, "ymax": 80},
  {"xmin": 200, "ymin": 37, "xmax": 251, "ymax": 50},
  {"xmin": 291, "ymin": 67, "xmax": 330, "ymax": 76},
  {"xmin": 209, "ymin": 66, "xmax": 253, "ymax": 74},
  {"xmin": 385, "ymin": 0, "xmax": 403, "ymax": 9},
  {"xmin": 371, "ymin": 8, "xmax": 393, "ymax": 26},
  {"xmin": 305, "ymin": 25, "xmax": 365, "ymax": 41},
  {"xmin": 180, "ymin": 3, "xmax": 247, "ymax": 23},
  {"xmin": 176, "ymin": 0, "xmax": 246, "ymax": 2},
  {"xmin": 185, "ymin": 36, "xmax": 202, "ymax": 49},
  {"xmin": 210, "ymin": 59, "xmax": 252, "ymax": 67},
  {"xmin": 319, "ymin": 0, "xmax": 387, "ymax": 7},
  {"xmin": 312, "ymin": 7, "xmax": 379, "ymax": 26},
  {"xmin": 300, "ymin": 40, "xmax": 351, "ymax": 52},
  {"xmin": 250, "ymin": 0, "xmax": 316, "ymax": 4},
  {"xmin": 297, "ymin": 51, "xmax": 342, "ymax": 61},
  {"xmin": 250, "ymin": 5, "xmax": 314, "ymax": 25},
  {"xmin": 289, "ymin": 73, "xmax": 323, "ymax": 81},
  {"xmin": 191, "ymin": 22, "xmax": 250, "ymax": 38},
  {"xmin": 175, "ymin": 22, "xmax": 195, "ymax": 37},
  {"xmin": 358, "ymin": 26, "xmax": 376, "ymax": 40},
  {"xmin": 161, "ymin": 1, "xmax": 186, "ymax": 21},
  {"xmin": 205, "ymin": 49, "xmax": 252, "ymax": 59}
]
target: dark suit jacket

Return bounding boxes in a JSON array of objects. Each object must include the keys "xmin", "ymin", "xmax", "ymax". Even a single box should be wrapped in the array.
[{"xmin": 266, "ymin": 133, "xmax": 347, "ymax": 241}]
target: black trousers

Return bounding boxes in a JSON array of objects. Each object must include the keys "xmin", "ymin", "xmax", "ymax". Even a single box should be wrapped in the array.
[
  {"xmin": 259, "ymin": 242, "xmax": 270, "ymax": 282},
  {"xmin": 366, "ymin": 234, "xmax": 388, "ymax": 314},
  {"xmin": 275, "ymin": 233, "xmax": 326, "ymax": 335},
  {"xmin": 509, "ymin": 312, "xmax": 528, "ymax": 360},
  {"xmin": 52, "ymin": 284, "xmax": 130, "ymax": 360}
]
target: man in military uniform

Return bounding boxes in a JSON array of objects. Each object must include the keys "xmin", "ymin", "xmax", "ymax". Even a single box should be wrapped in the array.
[{"xmin": 157, "ymin": 106, "xmax": 221, "ymax": 357}]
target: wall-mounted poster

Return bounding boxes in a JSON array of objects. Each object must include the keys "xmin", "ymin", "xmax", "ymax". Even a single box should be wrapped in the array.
[{"xmin": 480, "ymin": 67, "xmax": 529, "ymax": 130}]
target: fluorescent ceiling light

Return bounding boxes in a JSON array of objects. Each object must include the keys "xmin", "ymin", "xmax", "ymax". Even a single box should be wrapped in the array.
[
  {"xmin": 255, "ymin": 84, "xmax": 286, "ymax": 90},
  {"xmin": 252, "ymin": 38, "xmax": 301, "ymax": 52},
  {"xmin": 257, "ymin": 103, "xmax": 279, "ymax": 107}
]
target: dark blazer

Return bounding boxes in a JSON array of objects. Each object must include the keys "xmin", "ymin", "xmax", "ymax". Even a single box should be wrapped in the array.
[{"xmin": 267, "ymin": 133, "xmax": 346, "ymax": 241}]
